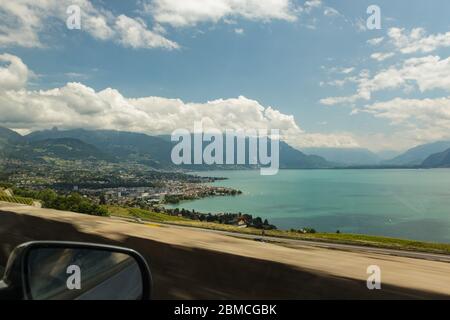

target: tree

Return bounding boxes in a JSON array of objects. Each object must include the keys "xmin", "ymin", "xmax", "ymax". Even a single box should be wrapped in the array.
[
  {"xmin": 253, "ymin": 217, "xmax": 263, "ymax": 228},
  {"xmin": 38, "ymin": 189, "xmax": 58, "ymax": 206},
  {"xmin": 99, "ymin": 194, "xmax": 106, "ymax": 205}
]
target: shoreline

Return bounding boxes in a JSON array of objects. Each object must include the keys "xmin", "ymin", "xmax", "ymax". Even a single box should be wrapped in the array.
[{"xmin": 166, "ymin": 168, "xmax": 450, "ymax": 243}]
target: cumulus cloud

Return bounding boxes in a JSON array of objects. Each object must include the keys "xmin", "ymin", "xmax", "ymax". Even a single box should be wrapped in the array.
[
  {"xmin": 363, "ymin": 96, "xmax": 450, "ymax": 144},
  {"xmin": 114, "ymin": 15, "xmax": 179, "ymax": 49},
  {"xmin": 0, "ymin": 0, "xmax": 338, "ymax": 49},
  {"xmin": 321, "ymin": 24, "xmax": 450, "ymax": 147},
  {"xmin": 0, "ymin": 0, "xmax": 178, "ymax": 49},
  {"xmin": 145, "ymin": 0, "xmax": 299, "ymax": 27},
  {"xmin": 0, "ymin": 54, "xmax": 30, "ymax": 90},
  {"xmin": 365, "ymin": 96, "xmax": 450, "ymax": 125},
  {"xmin": 1, "ymin": 83, "xmax": 357, "ymax": 148},
  {"xmin": 320, "ymin": 55, "xmax": 450, "ymax": 105},
  {"xmin": 362, "ymin": 28, "xmax": 450, "ymax": 66},
  {"xmin": 0, "ymin": 53, "xmax": 358, "ymax": 149},
  {"xmin": 388, "ymin": 27, "xmax": 450, "ymax": 54}
]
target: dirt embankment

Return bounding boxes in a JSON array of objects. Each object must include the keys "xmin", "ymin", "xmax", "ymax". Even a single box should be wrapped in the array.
[{"xmin": 0, "ymin": 202, "xmax": 449, "ymax": 299}]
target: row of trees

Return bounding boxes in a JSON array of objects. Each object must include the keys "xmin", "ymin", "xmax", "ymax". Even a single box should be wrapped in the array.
[
  {"xmin": 12, "ymin": 188, "xmax": 109, "ymax": 216},
  {"xmin": 162, "ymin": 207, "xmax": 277, "ymax": 230}
]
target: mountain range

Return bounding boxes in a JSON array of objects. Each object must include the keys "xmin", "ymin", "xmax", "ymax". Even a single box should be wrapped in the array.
[
  {"xmin": 0, "ymin": 127, "xmax": 333, "ymax": 170},
  {"xmin": 305, "ymin": 142, "xmax": 450, "ymax": 168},
  {"xmin": 422, "ymin": 148, "xmax": 450, "ymax": 168},
  {"xmin": 302, "ymin": 147, "xmax": 382, "ymax": 166},
  {"xmin": 3, "ymin": 126, "xmax": 450, "ymax": 169},
  {"xmin": 0, "ymin": 127, "xmax": 22, "ymax": 144},
  {"xmin": 381, "ymin": 141, "xmax": 450, "ymax": 166},
  {"xmin": 6, "ymin": 138, "xmax": 113, "ymax": 161}
]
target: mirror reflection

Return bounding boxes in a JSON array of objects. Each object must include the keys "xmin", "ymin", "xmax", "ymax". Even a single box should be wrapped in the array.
[{"xmin": 26, "ymin": 247, "xmax": 143, "ymax": 300}]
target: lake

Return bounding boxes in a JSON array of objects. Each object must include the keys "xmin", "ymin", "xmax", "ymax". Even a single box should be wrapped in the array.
[{"xmin": 166, "ymin": 169, "xmax": 450, "ymax": 243}]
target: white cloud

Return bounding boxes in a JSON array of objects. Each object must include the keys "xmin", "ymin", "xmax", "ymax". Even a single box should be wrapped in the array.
[
  {"xmin": 363, "ymin": 96, "xmax": 450, "ymax": 145},
  {"xmin": 388, "ymin": 27, "xmax": 450, "ymax": 54},
  {"xmin": 0, "ymin": 53, "xmax": 358, "ymax": 149},
  {"xmin": 323, "ymin": 7, "xmax": 339, "ymax": 17},
  {"xmin": 0, "ymin": 54, "xmax": 30, "ymax": 90},
  {"xmin": 234, "ymin": 28, "xmax": 244, "ymax": 35},
  {"xmin": 114, "ymin": 15, "xmax": 179, "ymax": 49},
  {"xmin": 293, "ymin": 132, "xmax": 359, "ymax": 148},
  {"xmin": 320, "ymin": 94, "xmax": 360, "ymax": 106},
  {"xmin": 0, "ymin": 0, "xmax": 178, "ymax": 50},
  {"xmin": 391, "ymin": 55, "xmax": 450, "ymax": 92},
  {"xmin": 146, "ymin": 0, "xmax": 299, "ymax": 27},
  {"xmin": 0, "ymin": 0, "xmax": 338, "ymax": 48},
  {"xmin": 318, "ymin": 67, "xmax": 359, "ymax": 89},
  {"xmin": 362, "ymin": 27, "xmax": 450, "ymax": 66},
  {"xmin": 340, "ymin": 67, "xmax": 354, "ymax": 74},
  {"xmin": 370, "ymin": 52, "xmax": 394, "ymax": 61},
  {"xmin": 365, "ymin": 96, "xmax": 450, "ymax": 125},
  {"xmin": 0, "ymin": 2, "xmax": 44, "ymax": 48},
  {"xmin": 304, "ymin": 0, "xmax": 322, "ymax": 13},
  {"xmin": 321, "ymin": 55, "xmax": 450, "ymax": 105},
  {"xmin": 354, "ymin": 18, "xmax": 367, "ymax": 32},
  {"xmin": 367, "ymin": 37, "xmax": 384, "ymax": 46},
  {"xmin": 83, "ymin": 14, "xmax": 115, "ymax": 41}
]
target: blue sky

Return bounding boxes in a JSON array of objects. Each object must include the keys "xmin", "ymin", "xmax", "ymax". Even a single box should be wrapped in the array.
[{"xmin": 1, "ymin": 0, "xmax": 450, "ymax": 152}]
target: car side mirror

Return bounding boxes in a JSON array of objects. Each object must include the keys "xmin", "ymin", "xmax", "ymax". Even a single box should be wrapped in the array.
[{"xmin": 0, "ymin": 241, "xmax": 152, "ymax": 300}]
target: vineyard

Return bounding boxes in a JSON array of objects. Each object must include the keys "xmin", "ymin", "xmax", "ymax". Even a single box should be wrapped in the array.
[{"xmin": 0, "ymin": 189, "xmax": 35, "ymax": 206}]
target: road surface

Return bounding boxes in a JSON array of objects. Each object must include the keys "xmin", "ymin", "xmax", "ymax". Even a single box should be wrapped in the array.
[
  {"xmin": 149, "ymin": 221, "xmax": 450, "ymax": 263},
  {"xmin": 1, "ymin": 202, "xmax": 449, "ymax": 299}
]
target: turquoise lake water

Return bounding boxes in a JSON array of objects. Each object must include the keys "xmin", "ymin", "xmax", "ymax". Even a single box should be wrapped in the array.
[{"xmin": 167, "ymin": 169, "xmax": 450, "ymax": 243}]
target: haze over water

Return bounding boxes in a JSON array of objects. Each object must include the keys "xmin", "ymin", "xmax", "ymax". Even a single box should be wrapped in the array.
[{"xmin": 168, "ymin": 169, "xmax": 450, "ymax": 243}]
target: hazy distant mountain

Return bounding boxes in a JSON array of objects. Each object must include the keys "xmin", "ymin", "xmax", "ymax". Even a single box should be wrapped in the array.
[
  {"xmin": 383, "ymin": 141, "xmax": 450, "ymax": 166},
  {"xmin": 302, "ymin": 147, "xmax": 381, "ymax": 166},
  {"xmin": 25, "ymin": 128, "xmax": 332, "ymax": 169},
  {"xmin": 375, "ymin": 150, "xmax": 401, "ymax": 161},
  {"xmin": 422, "ymin": 148, "xmax": 450, "ymax": 168},
  {"xmin": 279, "ymin": 143, "xmax": 332, "ymax": 169}
]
